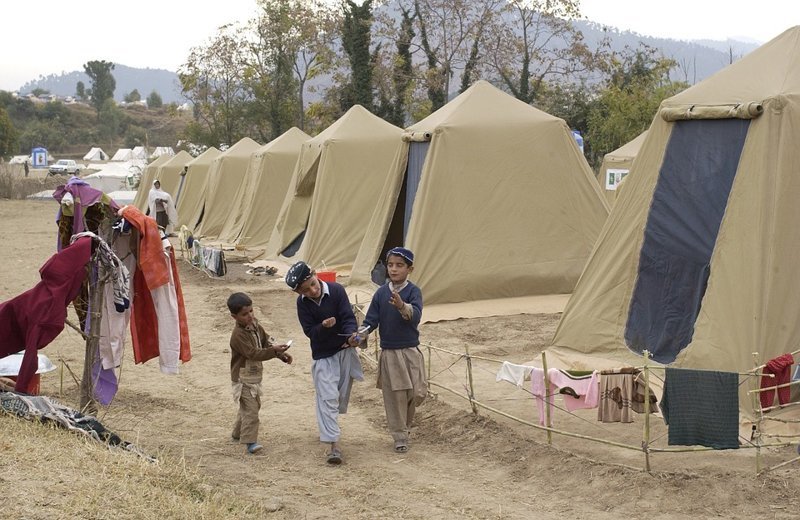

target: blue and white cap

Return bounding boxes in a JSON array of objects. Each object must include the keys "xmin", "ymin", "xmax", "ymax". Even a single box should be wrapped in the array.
[
  {"xmin": 285, "ymin": 261, "xmax": 313, "ymax": 290},
  {"xmin": 386, "ymin": 247, "xmax": 414, "ymax": 265}
]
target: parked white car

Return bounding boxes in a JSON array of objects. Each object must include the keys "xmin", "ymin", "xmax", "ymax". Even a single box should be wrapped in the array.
[{"xmin": 48, "ymin": 159, "xmax": 82, "ymax": 175}]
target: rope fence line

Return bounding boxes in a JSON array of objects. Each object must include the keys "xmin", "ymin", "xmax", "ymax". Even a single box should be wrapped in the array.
[{"xmin": 422, "ymin": 343, "xmax": 800, "ymax": 475}]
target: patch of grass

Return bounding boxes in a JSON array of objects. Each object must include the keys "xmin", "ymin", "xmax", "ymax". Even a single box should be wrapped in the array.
[
  {"xmin": 0, "ymin": 165, "xmax": 68, "ymax": 200},
  {"xmin": 0, "ymin": 413, "xmax": 270, "ymax": 519}
]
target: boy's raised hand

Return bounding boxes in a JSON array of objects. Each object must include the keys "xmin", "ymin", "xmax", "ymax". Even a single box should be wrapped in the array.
[
  {"xmin": 322, "ymin": 317, "xmax": 336, "ymax": 328},
  {"xmin": 390, "ymin": 290, "xmax": 404, "ymax": 309}
]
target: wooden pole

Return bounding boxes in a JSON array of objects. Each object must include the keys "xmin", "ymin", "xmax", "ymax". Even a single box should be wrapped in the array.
[
  {"xmin": 79, "ymin": 258, "xmax": 106, "ymax": 414},
  {"xmin": 427, "ymin": 345, "xmax": 432, "ymax": 383},
  {"xmin": 464, "ymin": 344, "xmax": 478, "ymax": 414},
  {"xmin": 642, "ymin": 350, "xmax": 652, "ymax": 473},
  {"xmin": 428, "ymin": 380, "xmax": 643, "ymax": 452},
  {"xmin": 751, "ymin": 352, "xmax": 763, "ymax": 474},
  {"xmin": 541, "ymin": 351, "xmax": 552, "ymax": 445}
]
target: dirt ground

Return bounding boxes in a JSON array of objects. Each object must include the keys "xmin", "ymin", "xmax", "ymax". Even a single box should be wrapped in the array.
[{"xmin": 3, "ymin": 198, "xmax": 800, "ymax": 519}]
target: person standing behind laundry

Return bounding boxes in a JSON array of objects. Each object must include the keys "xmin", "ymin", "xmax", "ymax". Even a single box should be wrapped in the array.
[
  {"xmin": 227, "ymin": 292, "xmax": 293, "ymax": 455},
  {"xmin": 355, "ymin": 247, "xmax": 426, "ymax": 454},
  {"xmin": 286, "ymin": 261, "xmax": 363, "ymax": 465}
]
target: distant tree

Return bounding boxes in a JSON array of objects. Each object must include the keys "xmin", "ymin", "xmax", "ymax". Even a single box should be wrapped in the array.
[
  {"xmin": 97, "ymin": 98, "xmax": 123, "ymax": 146},
  {"xmin": 0, "ymin": 107, "xmax": 18, "ymax": 158},
  {"xmin": 392, "ymin": 7, "xmax": 415, "ymax": 125},
  {"xmin": 412, "ymin": 0, "xmax": 504, "ymax": 111},
  {"xmin": 124, "ymin": 125, "xmax": 148, "ymax": 147},
  {"xmin": 485, "ymin": 0, "xmax": 602, "ymax": 105},
  {"xmin": 372, "ymin": 5, "xmax": 416, "ymax": 126},
  {"xmin": 83, "ymin": 60, "xmax": 117, "ymax": 114},
  {"xmin": 179, "ymin": 26, "xmax": 250, "ymax": 147},
  {"xmin": 247, "ymin": 0, "xmax": 304, "ymax": 139},
  {"xmin": 31, "ymin": 88, "xmax": 50, "ymax": 97},
  {"xmin": 147, "ymin": 90, "xmax": 163, "ymax": 108},
  {"xmin": 251, "ymin": 0, "xmax": 337, "ymax": 132},
  {"xmin": 124, "ymin": 89, "xmax": 142, "ymax": 103},
  {"xmin": 40, "ymin": 101, "xmax": 69, "ymax": 124},
  {"xmin": 585, "ymin": 45, "xmax": 687, "ymax": 168},
  {"xmin": 535, "ymin": 80, "xmax": 596, "ymax": 155},
  {"xmin": 76, "ymin": 81, "xmax": 86, "ymax": 101},
  {"xmin": 18, "ymin": 119, "xmax": 67, "ymax": 152},
  {"xmin": 340, "ymin": 0, "xmax": 374, "ymax": 110}
]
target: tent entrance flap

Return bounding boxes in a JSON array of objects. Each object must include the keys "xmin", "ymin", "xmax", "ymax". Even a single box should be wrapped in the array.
[
  {"xmin": 281, "ymin": 230, "xmax": 305, "ymax": 258},
  {"xmin": 375, "ymin": 140, "xmax": 428, "ymax": 281},
  {"xmin": 404, "ymin": 141, "xmax": 429, "ymax": 240},
  {"xmin": 625, "ymin": 118, "xmax": 750, "ymax": 364}
]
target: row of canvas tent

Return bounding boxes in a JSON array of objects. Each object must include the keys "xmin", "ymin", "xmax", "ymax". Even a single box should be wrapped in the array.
[
  {"xmin": 133, "ymin": 79, "xmax": 611, "ymax": 323},
  {"xmin": 133, "ymin": 25, "xmax": 800, "ymax": 423},
  {"xmin": 84, "ymin": 146, "xmax": 175, "ymax": 162}
]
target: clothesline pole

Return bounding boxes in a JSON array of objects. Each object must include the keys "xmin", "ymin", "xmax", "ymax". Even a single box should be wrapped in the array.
[
  {"xmin": 541, "ymin": 351, "xmax": 552, "ymax": 445},
  {"xmin": 422, "ymin": 343, "xmax": 504, "ymax": 364},
  {"xmin": 426, "ymin": 345, "xmax": 432, "ymax": 384},
  {"xmin": 643, "ymin": 350, "xmax": 652, "ymax": 473},
  {"xmin": 427, "ymin": 380, "xmax": 645, "ymax": 454},
  {"xmin": 79, "ymin": 257, "xmax": 105, "ymax": 414},
  {"xmin": 751, "ymin": 352, "xmax": 763, "ymax": 474},
  {"xmin": 464, "ymin": 344, "xmax": 478, "ymax": 415},
  {"xmin": 751, "ymin": 347, "xmax": 800, "ymax": 372},
  {"xmin": 747, "ymin": 379, "xmax": 800, "ymax": 395}
]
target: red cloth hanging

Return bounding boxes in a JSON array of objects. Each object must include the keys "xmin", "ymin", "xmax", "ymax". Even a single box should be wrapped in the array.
[
  {"xmin": 0, "ymin": 237, "xmax": 92, "ymax": 393},
  {"xmin": 121, "ymin": 205, "xmax": 190, "ymax": 367},
  {"xmin": 760, "ymin": 353, "xmax": 794, "ymax": 409}
]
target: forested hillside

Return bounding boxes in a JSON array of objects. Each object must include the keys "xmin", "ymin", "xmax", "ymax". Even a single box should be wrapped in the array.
[{"xmin": 0, "ymin": 0, "xmax": 764, "ymax": 167}]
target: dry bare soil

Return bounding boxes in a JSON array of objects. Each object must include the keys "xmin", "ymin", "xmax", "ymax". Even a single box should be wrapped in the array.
[{"xmin": 1, "ymin": 199, "xmax": 798, "ymax": 519}]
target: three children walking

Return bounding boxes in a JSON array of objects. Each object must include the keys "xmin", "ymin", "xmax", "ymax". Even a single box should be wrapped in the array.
[{"xmin": 227, "ymin": 246, "xmax": 426, "ymax": 464}]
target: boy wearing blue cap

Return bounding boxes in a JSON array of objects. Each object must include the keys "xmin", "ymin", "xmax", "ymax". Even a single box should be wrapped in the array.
[
  {"xmin": 286, "ymin": 261, "xmax": 363, "ymax": 465},
  {"xmin": 355, "ymin": 247, "xmax": 426, "ymax": 453}
]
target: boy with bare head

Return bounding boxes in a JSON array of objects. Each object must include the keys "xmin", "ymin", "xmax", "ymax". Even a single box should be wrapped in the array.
[{"xmin": 227, "ymin": 292, "xmax": 292, "ymax": 455}]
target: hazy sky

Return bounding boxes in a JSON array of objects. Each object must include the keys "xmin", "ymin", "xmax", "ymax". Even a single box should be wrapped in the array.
[{"xmin": 1, "ymin": 0, "xmax": 798, "ymax": 92}]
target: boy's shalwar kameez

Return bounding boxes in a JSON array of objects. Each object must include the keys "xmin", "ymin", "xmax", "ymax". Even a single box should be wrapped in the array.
[
  {"xmin": 229, "ymin": 319, "xmax": 278, "ymax": 444},
  {"xmin": 296, "ymin": 281, "xmax": 363, "ymax": 443},
  {"xmin": 362, "ymin": 280, "xmax": 427, "ymax": 445}
]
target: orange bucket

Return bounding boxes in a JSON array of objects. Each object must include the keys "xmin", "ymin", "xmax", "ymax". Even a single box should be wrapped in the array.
[{"xmin": 317, "ymin": 271, "xmax": 337, "ymax": 283}]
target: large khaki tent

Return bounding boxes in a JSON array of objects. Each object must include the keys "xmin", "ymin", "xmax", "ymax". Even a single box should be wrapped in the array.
[
  {"xmin": 547, "ymin": 27, "xmax": 800, "ymax": 418},
  {"xmin": 350, "ymin": 80, "xmax": 610, "ymax": 320},
  {"xmin": 155, "ymin": 151, "xmax": 194, "ymax": 197},
  {"xmin": 132, "ymin": 155, "xmax": 172, "ymax": 210},
  {"xmin": 597, "ymin": 130, "xmax": 648, "ymax": 204},
  {"xmin": 215, "ymin": 127, "xmax": 310, "ymax": 247},
  {"xmin": 266, "ymin": 106, "xmax": 404, "ymax": 269},
  {"xmin": 175, "ymin": 147, "xmax": 222, "ymax": 227},
  {"xmin": 189, "ymin": 138, "xmax": 261, "ymax": 237}
]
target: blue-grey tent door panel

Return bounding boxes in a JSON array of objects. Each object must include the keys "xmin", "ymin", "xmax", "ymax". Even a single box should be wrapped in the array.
[
  {"xmin": 625, "ymin": 118, "xmax": 750, "ymax": 363},
  {"xmin": 404, "ymin": 141, "xmax": 429, "ymax": 239}
]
